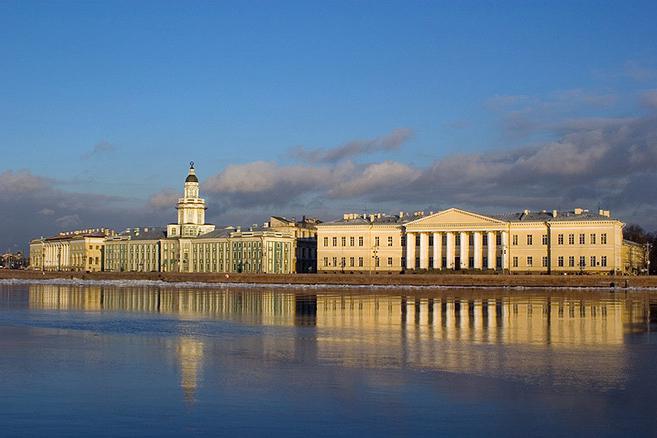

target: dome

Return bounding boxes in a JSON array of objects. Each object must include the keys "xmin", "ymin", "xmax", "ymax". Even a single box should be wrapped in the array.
[{"xmin": 185, "ymin": 173, "xmax": 199, "ymax": 183}]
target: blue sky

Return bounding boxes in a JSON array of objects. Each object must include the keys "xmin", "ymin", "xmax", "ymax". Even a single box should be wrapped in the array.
[{"xmin": 1, "ymin": 1, "xmax": 657, "ymax": 250}]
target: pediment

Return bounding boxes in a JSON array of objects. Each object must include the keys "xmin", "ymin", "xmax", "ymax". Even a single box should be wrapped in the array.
[{"xmin": 405, "ymin": 208, "xmax": 506, "ymax": 230}]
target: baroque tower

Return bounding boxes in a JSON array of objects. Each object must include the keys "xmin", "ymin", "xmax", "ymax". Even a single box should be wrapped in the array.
[{"xmin": 167, "ymin": 162, "xmax": 216, "ymax": 238}]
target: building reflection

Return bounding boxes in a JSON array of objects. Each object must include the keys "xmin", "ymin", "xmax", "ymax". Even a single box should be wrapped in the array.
[{"xmin": 25, "ymin": 284, "xmax": 657, "ymax": 388}]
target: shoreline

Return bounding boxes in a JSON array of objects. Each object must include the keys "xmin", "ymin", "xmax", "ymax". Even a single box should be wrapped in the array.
[{"xmin": 1, "ymin": 270, "xmax": 656, "ymax": 290}]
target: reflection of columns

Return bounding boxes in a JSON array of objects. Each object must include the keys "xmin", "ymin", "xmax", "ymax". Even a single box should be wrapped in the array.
[
  {"xmin": 501, "ymin": 231, "xmax": 509, "ymax": 270},
  {"xmin": 406, "ymin": 232, "xmax": 415, "ymax": 270},
  {"xmin": 460, "ymin": 231, "xmax": 469, "ymax": 270},
  {"xmin": 446, "ymin": 232, "xmax": 455, "ymax": 269},
  {"xmin": 473, "ymin": 232, "xmax": 482, "ymax": 269},
  {"xmin": 487, "ymin": 231, "xmax": 497, "ymax": 270},
  {"xmin": 419, "ymin": 233, "xmax": 429, "ymax": 270},
  {"xmin": 432, "ymin": 232, "xmax": 442, "ymax": 269}
]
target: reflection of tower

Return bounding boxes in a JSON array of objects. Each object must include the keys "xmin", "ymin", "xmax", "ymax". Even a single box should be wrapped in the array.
[{"xmin": 177, "ymin": 337, "xmax": 204, "ymax": 404}]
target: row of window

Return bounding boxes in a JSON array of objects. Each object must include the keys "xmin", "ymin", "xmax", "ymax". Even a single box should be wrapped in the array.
[
  {"xmin": 323, "ymin": 256, "xmax": 395, "ymax": 268},
  {"xmin": 511, "ymin": 255, "xmax": 608, "ymax": 268},
  {"xmin": 512, "ymin": 233, "xmax": 608, "ymax": 246},
  {"xmin": 323, "ymin": 236, "xmax": 394, "ymax": 247}
]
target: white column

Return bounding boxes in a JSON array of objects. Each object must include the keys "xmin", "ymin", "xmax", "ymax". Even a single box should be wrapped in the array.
[
  {"xmin": 446, "ymin": 232, "xmax": 455, "ymax": 269},
  {"xmin": 487, "ymin": 231, "xmax": 497, "ymax": 270},
  {"xmin": 460, "ymin": 232, "xmax": 469, "ymax": 270},
  {"xmin": 501, "ymin": 231, "xmax": 509, "ymax": 270},
  {"xmin": 406, "ymin": 232, "xmax": 416, "ymax": 270},
  {"xmin": 473, "ymin": 232, "xmax": 482, "ymax": 269},
  {"xmin": 419, "ymin": 233, "xmax": 429, "ymax": 270},
  {"xmin": 432, "ymin": 232, "xmax": 442, "ymax": 269}
]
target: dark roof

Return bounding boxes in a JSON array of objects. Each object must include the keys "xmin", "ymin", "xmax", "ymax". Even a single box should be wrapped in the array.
[
  {"xmin": 197, "ymin": 227, "xmax": 235, "ymax": 239},
  {"xmin": 118, "ymin": 227, "xmax": 168, "ymax": 240},
  {"xmin": 320, "ymin": 214, "xmax": 409, "ymax": 226},
  {"xmin": 185, "ymin": 173, "xmax": 198, "ymax": 183},
  {"xmin": 493, "ymin": 210, "xmax": 615, "ymax": 222}
]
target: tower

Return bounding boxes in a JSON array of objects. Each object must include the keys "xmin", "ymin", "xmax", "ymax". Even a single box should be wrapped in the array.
[{"xmin": 167, "ymin": 162, "xmax": 215, "ymax": 238}]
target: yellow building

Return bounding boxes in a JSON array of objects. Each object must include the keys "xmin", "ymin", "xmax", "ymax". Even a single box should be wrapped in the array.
[
  {"xmin": 318, "ymin": 207, "xmax": 629, "ymax": 274},
  {"xmin": 29, "ymin": 228, "xmax": 114, "ymax": 272},
  {"xmin": 622, "ymin": 239, "xmax": 649, "ymax": 275},
  {"xmin": 316, "ymin": 213, "xmax": 408, "ymax": 273},
  {"xmin": 267, "ymin": 216, "xmax": 320, "ymax": 273}
]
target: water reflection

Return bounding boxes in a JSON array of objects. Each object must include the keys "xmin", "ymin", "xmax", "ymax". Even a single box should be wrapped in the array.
[{"xmin": 14, "ymin": 284, "xmax": 657, "ymax": 390}]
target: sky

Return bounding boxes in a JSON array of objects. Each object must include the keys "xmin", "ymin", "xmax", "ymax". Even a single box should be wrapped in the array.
[{"xmin": 1, "ymin": 0, "xmax": 657, "ymax": 251}]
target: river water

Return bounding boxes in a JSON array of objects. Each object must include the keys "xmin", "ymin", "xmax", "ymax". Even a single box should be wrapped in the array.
[{"xmin": 1, "ymin": 282, "xmax": 656, "ymax": 437}]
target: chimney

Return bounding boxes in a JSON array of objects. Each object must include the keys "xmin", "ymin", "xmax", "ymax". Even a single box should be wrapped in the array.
[
  {"xmin": 552, "ymin": 210, "xmax": 558, "ymax": 218},
  {"xmin": 599, "ymin": 209, "xmax": 610, "ymax": 217},
  {"xmin": 574, "ymin": 208, "xmax": 583, "ymax": 215},
  {"xmin": 399, "ymin": 211, "xmax": 405, "ymax": 218}
]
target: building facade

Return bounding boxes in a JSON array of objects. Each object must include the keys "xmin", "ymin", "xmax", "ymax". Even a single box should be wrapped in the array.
[
  {"xmin": 267, "ymin": 216, "xmax": 319, "ymax": 273},
  {"xmin": 318, "ymin": 208, "xmax": 631, "ymax": 274},
  {"xmin": 29, "ymin": 228, "xmax": 115, "ymax": 272}
]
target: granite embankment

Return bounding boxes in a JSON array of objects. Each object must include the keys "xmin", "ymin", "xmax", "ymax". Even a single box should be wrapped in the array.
[{"xmin": 1, "ymin": 269, "xmax": 656, "ymax": 289}]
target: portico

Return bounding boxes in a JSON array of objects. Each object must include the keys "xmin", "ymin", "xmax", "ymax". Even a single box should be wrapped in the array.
[{"xmin": 404, "ymin": 208, "xmax": 509, "ymax": 271}]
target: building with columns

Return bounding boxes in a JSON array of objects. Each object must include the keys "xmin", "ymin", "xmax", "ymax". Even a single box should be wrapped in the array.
[
  {"xmin": 29, "ymin": 228, "xmax": 116, "ymax": 272},
  {"xmin": 318, "ymin": 207, "xmax": 636, "ymax": 274}
]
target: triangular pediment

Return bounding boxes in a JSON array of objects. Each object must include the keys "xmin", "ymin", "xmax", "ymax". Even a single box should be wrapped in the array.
[{"xmin": 405, "ymin": 208, "xmax": 506, "ymax": 229}]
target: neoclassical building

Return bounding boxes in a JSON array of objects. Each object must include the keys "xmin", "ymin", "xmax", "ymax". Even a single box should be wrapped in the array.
[
  {"xmin": 317, "ymin": 207, "xmax": 637, "ymax": 274},
  {"xmin": 29, "ymin": 228, "xmax": 116, "ymax": 272},
  {"xmin": 102, "ymin": 163, "xmax": 298, "ymax": 274}
]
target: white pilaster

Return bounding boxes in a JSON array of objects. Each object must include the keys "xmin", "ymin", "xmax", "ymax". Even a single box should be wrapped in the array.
[
  {"xmin": 406, "ymin": 232, "xmax": 416, "ymax": 270},
  {"xmin": 473, "ymin": 232, "xmax": 482, "ymax": 269},
  {"xmin": 501, "ymin": 230, "xmax": 509, "ymax": 270},
  {"xmin": 419, "ymin": 232, "xmax": 429, "ymax": 270},
  {"xmin": 487, "ymin": 231, "xmax": 497, "ymax": 270},
  {"xmin": 446, "ymin": 232, "xmax": 455, "ymax": 269},
  {"xmin": 460, "ymin": 231, "xmax": 469, "ymax": 270},
  {"xmin": 432, "ymin": 232, "xmax": 442, "ymax": 269}
]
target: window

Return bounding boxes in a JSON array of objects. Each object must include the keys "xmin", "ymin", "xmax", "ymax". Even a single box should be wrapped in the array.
[
  {"xmin": 542, "ymin": 256, "xmax": 548, "ymax": 267},
  {"xmin": 375, "ymin": 257, "xmax": 380, "ymax": 267},
  {"xmin": 349, "ymin": 257, "xmax": 354, "ymax": 267},
  {"xmin": 512, "ymin": 235, "xmax": 518, "ymax": 245},
  {"xmin": 455, "ymin": 234, "xmax": 460, "ymax": 245},
  {"xmin": 601, "ymin": 256, "xmax": 607, "ymax": 267},
  {"xmin": 590, "ymin": 234, "xmax": 596, "ymax": 244},
  {"xmin": 483, "ymin": 235, "xmax": 488, "ymax": 246},
  {"xmin": 512, "ymin": 257, "xmax": 518, "ymax": 267},
  {"xmin": 416, "ymin": 235, "xmax": 421, "ymax": 245},
  {"xmin": 88, "ymin": 257, "xmax": 93, "ymax": 264},
  {"xmin": 601, "ymin": 233, "xmax": 607, "ymax": 244},
  {"xmin": 542, "ymin": 234, "xmax": 548, "ymax": 245},
  {"xmin": 358, "ymin": 236, "xmax": 364, "ymax": 246},
  {"xmin": 558, "ymin": 256, "xmax": 564, "ymax": 267},
  {"xmin": 332, "ymin": 237, "xmax": 337, "ymax": 247},
  {"xmin": 387, "ymin": 257, "xmax": 393, "ymax": 266},
  {"xmin": 568, "ymin": 234, "xmax": 575, "ymax": 245},
  {"xmin": 358, "ymin": 257, "xmax": 364, "ymax": 267},
  {"xmin": 388, "ymin": 236, "xmax": 393, "ymax": 246},
  {"xmin": 568, "ymin": 256, "xmax": 575, "ymax": 267},
  {"xmin": 579, "ymin": 234, "xmax": 585, "ymax": 245},
  {"xmin": 591, "ymin": 256, "xmax": 596, "ymax": 267},
  {"xmin": 340, "ymin": 257, "xmax": 346, "ymax": 268},
  {"xmin": 527, "ymin": 235, "xmax": 533, "ymax": 245},
  {"xmin": 558, "ymin": 234, "xmax": 564, "ymax": 245},
  {"xmin": 332, "ymin": 257, "xmax": 337, "ymax": 267},
  {"xmin": 323, "ymin": 237, "xmax": 329, "ymax": 247},
  {"xmin": 350, "ymin": 236, "xmax": 355, "ymax": 246},
  {"xmin": 341, "ymin": 237, "xmax": 346, "ymax": 246},
  {"xmin": 527, "ymin": 256, "xmax": 533, "ymax": 267},
  {"xmin": 496, "ymin": 234, "xmax": 502, "ymax": 245},
  {"xmin": 375, "ymin": 237, "xmax": 380, "ymax": 246},
  {"xmin": 579, "ymin": 256, "xmax": 586, "ymax": 267}
]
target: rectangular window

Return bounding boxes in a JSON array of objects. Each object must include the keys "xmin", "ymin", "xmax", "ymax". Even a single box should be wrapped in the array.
[
  {"xmin": 558, "ymin": 234, "xmax": 564, "ymax": 245},
  {"xmin": 349, "ymin": 257, "xmax": 354, "ymax": 267},
  {"xmin": 558, "ymin": 256, "xmax": 564, "ymax": 267},
  {"xmin": 512, "ymin": 235, "xmax": 518, "ymax": 245},
  {"xmin": 542, "ymin": 256, "xmax": 548, "ymax": 267},
  {"xmin": 375, "ymin": 237, "xmax": 380, "ymax": 246},
  {"xmin": 416, "ymin": 235, "xmax": 421, "ymax": 245},
  {"xmin": 569, "ymin": 256, "xmax": 575, "ymax": 267},
  {"xmin": 496, "ymin": 234, "xmax": 502, "ymax": 245},
  {"xmin": 512, "ymin": 256, "xmax": 518, "ymax": 267},
  {"xmin": 590, "ymin": 234, "xmax": 596, "ymax": 244},
  {"xmin": 601, "ymin": 256, "xmax": 607, "ymax": 267},
  {"xmin": 358, "ymin": 236, "xmax": 364, "ymax": 246},
  {"xmin": 568, "ymin": 234, "xmax": 575, "ymax": 245},
  {"xmin": 341, "ymin": 237, "xmax": 346, "ymax": 246},
  {"xmin": 455, "ymin": 234, "xmax": 460, "ymax": 245},
  {"xmin": 579, "ymin": 256, "xmax": 586, "ymax": 267},
  {"xmin": 542, "ymin": 234, "xmax": 548, "ymax": 245},
  {"xmin": 323, "ymin": 257, "xmax": 329, "ymax": 267},
  {"xmin": 388, "ymin": 236, "xmax": 393, "ymax": 246},
  {"xmin": 340, "ymin": 257, "xmax": 346, "ymax": 268},
  {"xmin": 332, "ymin": 257, "xmax": 337, "ymax": 267},
  {"xmin": 591, "ymin": 256, "xmax": 596, "ymax": 267},
  {"xmin": 387, "ymin": 257, "xmax": 393, "ymax": 266},
  {"xmin": 601, "ymin": 233, "xmax": 607, "ymax": 244},
  {"xmin": 579, "ymin": 234, "xmax": 585, "ymax": 245},
  {"xmin": 527, "ymin": 256, "xmax": 533, "ymax": 267},
  {"xmin": 483, "ymin": 235, "xmax": 488, "ymax": 246},
  {"xmin": 375, "ymin": 257, "xmax": 380, "ymax": 268},
  {"xmin": 358, "ymin": 257, "xmax": 364, "ymax": 267},
  {"xmin": 350, "ymin": 236, "xmax": 355, "ymax": 246},
  {"xmin": 527, "ymin": 235, "xmax": 533, "ymax": 245},
  {"xmin": 332, "ymin": 237, "xmax": 337, "ymax": 247}
]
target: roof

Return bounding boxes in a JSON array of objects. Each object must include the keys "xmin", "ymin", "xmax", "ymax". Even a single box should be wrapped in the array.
[
  {"xmin": 185, "ymin": 173, "xmax": 198, "ymax": 183},
  {"xmin": 319, "ymin": 214, "xmax": 409, "ymax": 227},
  {"xmin": 115, "ymin": 227, "xmax": 168, "ymax": 241},
  {"xmin": 493, "ymin": 209, "xmax": 617, "ymax": 223},
  {"xmin": 197, "ymin": 227, "xmax": 235, "ymax": 239}
]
